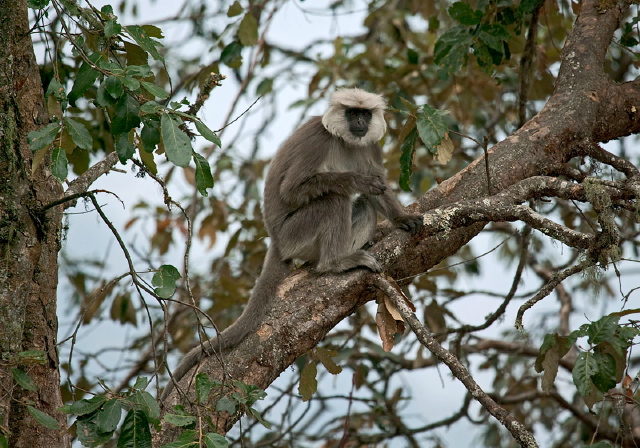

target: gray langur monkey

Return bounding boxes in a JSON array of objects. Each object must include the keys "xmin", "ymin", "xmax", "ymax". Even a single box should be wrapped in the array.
[{"xmin": 162, "ymin": 88, "xmax": 423, "ymax": 400}]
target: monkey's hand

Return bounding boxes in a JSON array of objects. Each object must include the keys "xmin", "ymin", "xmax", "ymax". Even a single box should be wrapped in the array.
[
  {"xmin": 393, "ymin": 213, "xmax": 423, "ymax": 234},
  {"xmin": 354, "ymin": 175, "xmax": 387, "ymax": 195}
]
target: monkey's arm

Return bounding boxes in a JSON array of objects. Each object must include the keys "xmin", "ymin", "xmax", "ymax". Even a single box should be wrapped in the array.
[
  {"xmin": 372, "ymin": 188, "xmax": 423, "ymax": 234},
  {"xmin": 281, "ymin": 171, "xmax": 387, "ymax": 208},
  {"xmin": 277, "ymin": 122, "xmax": 387, "ymax": 208}
]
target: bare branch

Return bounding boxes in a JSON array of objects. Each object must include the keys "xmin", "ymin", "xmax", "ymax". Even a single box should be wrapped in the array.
[
  {"xmin": 374, "ymin": 276, "xmax": 540, "ymax": 448},
  {"xmin": 63, "ymin": 152, "xmax": 120, "ymax": 207}
]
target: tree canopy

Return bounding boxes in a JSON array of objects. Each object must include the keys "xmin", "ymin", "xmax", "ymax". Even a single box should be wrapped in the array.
[{"xmin": 1, "ymin": 0, "xmax": 640, "ymax": 447}]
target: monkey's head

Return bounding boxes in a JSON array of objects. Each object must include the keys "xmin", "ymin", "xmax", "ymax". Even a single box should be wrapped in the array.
[{"xmin": 322, "ymin": 88, "xmax": 387, "ymax": 147}]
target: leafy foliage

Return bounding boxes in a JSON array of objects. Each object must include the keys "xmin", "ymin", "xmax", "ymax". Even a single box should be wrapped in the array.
[{"xmin": 537, "ymin": 314, "xmax": 640, "ymax": 408}]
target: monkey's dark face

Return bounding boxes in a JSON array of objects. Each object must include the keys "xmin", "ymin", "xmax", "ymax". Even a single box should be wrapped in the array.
[{"xmin": 345, "ymin": 108, "xmax": 372, "ymax": 138}]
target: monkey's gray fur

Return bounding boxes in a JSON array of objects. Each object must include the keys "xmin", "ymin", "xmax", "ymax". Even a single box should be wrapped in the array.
[{"xmin": 162, "ymin": 88, "xmax": 423, "ymax": 400}]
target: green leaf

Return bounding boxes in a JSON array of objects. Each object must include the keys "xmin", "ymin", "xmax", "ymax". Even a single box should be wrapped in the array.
[
  {"xmin": 141, "ymin": 25, "xmax": 164, "ymax": 39},
  {"xmin": 238, "ymin": 13, "xmax": 258, "ymax": 46},
  {"xmin": 133, "ymin": 377, "xmax": 149, "ymax": 389},
  {"xmin": 195, "ymin": 372, "xmax": 213, "ymax": 403},
  {"xmin": 140, "ymin": 101, "xmax": 161, "ymax": 115},
  {"xmin": 399, "ymin": 127, "xmax": 418, "ymax": 192},
  {"xmin": 160, "ymin": 114, "xmax": 193, "ymax": 167},
  {"xmin": 434, "ymin": 26, "xmax": 471, "ymax": 76},
  {"xmin": 195, "ymin": 120, "xmax": 221, "ymax": 147},
  {"xmin": 105, "ymin": 75, "xmax": 125, "ymax": 99},
  {"xmin": 159, "ymin": 430, "xmax": 198, "ymax": 448},
  {"xmin": 27, "ymin": 0, "xmax": 50, "ymax": 8},
  {"xmin": 193, "ymin": 153, "xmax": 214, "ymax": 197},
  {"xmin": 520, "ymin": 0, "xmax": 542, "ymax": 14},
  {"xmin": 16, "ymin": 350, "xmax": 47, "ymax": 364},
  {"xmin": 448, "ymin": 2, "xmax": 483, "ymax": 26},
  {"xmin": 220, "ymin": 41, "xmax": 243, "ymax": 68},
  {"xmin": 96, "ymin": 399, "xmax": 122, "ymax": 433},
  {"xmin": 28, "ymin": 122, "xmax": 61, "ymax": 152},
  {"xmin": 298, "ymin": 361, "xmax": 317, "ymax": 402},
  {"xmin": 122, "ymin": 77, "xmax": 141, "ymax": 91},
  {"xmin": 591, "ymin": 351, "xmax": 617, "ymax": 393},
  {"xmin": 152, "ymin": 264, "xmax": 182, "ymax": 299},
  {"xmin": 163, "ymin": 413, "xmax": 197, "ymax": 427},
  {"xmin": 416, "ymin": 104, "xmax": 450, "ymax": 153},
  {"xmin": 11, "ymin": 368, "xmax": 37, "ymax": 392},
  {"xmin": 76, "ymin": 413, "xmax": 113, "ymax": 447},
  {"xmin": 51, "ymin": 147, "xmax": 69, "ymax": 181},
  {"xmin": 227, "ymin": 0, "xmax": 243, "ymax": 16},
  {"xmin": 141, "ymin": 119, "xmax": 161, "ymax": 152},
  {"xmin": 124, "ymin": 25, "xmax": 164, "ymax": 62},
  {"xmin": 115, "ymin": 133, "xmax": 135, "ymax": 163},
  {"xmin": 587, "ymin": 315, "xmax": 620, "ymax": 345},
  {"xmin": 0, "ymin": 434, "xmax": 7, "ymax": 448},
  {"xmin": 407, "ymin": 48, "xmax": 419, "ymax": 64},
  {"xmin": 65, "ymin": 117, "xmax": 93, "ymax": 150},
  {"xmin": 315, "ymin": 347, "xmax": 342, "ymax": 375},
  {"xmin": 247, "ymin": 407, "xmax": 271, "ymax": 429},
  {"xmin": 69, "ymin": 53, "xmax": 103, "ymax": 104},
  {"xmin": 62, "ymin": 396, "xmax": 107, "ymax": 416},
  {"xmin": 125, "ymin": 64, "xmax": 153, "ymax": 78},
  {"xmin": 117, "ymin": 409, "xmax": 152, "ymax": 448},
  {"xmin": 46, "ymin": 79, "xmax": 67, "ymax": 103},
  {"xmin": 215, "ymin": 397, "xmax": 237, "ymax": 414},
  {"xmin": 26, "ymin": 406, "xmax": 60, "ymax": 430},
  {"xmin": 104, "ymin": 19, "xmax": 122, "ymax": 38},
  {"xmin": 478, "ymin": 24, "xmax": 509, "ymax": 53},
  {"xmin": 141, "ymin": 81, "xmax": 170, "ymax": 100},
  {"xmin": 130, "ymin": 390, "xmax": 160, "ymax": 421},
  {"xmin": 572, "ymin": 351, "xmax": 598, "ymax": 398},
  {"xmin": 255, "ymin": 78, "xmax": 273, "ymax": 96},
  {"xmin": 112, "ymin": 96, "xmax": 141, "ymax": 135},
  {"xmin": 204, "ymin": 433, "xmax": 229, "ymax": 448},
  {"xmin": 96, "ymin": 82, "xmax": 118, "ymax": 107}
]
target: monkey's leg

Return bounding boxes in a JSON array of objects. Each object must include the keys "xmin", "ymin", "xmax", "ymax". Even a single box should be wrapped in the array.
[
  {"xmin": 350, "ymin": 196, "xmax": 377, "ymax": 251},
  {"xmin": 278, "ymin": 195, "xmax": 381, "ymax": 273},
  {"xmin": 313, "ymin": 196, "xmax": 380, "ymax": 273}
]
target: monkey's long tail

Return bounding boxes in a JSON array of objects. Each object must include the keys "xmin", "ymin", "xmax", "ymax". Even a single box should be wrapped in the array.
[{"xmin": 161, "ymin": 246, "xmax": 290, "ymax": 401}]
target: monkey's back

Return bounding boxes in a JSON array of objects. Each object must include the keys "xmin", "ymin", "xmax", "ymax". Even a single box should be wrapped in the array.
[{"xmin": 263, "ymin": 116, "xmax": 331, "ymax": 234}]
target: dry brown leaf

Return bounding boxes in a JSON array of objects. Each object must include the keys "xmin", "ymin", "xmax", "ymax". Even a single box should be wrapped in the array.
[{"xmin": 376, "ymin": 300, "xmax": 397, "ymax": 352}]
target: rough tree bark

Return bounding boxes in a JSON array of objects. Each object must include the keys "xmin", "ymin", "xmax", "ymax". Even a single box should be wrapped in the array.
[
  {"xmin": 156, "ymin": 0, "xmax": 640, "ymax": 444},
  {"xmin": 0, "ymin": 2, "xmax": 70, "ymax": 447}
]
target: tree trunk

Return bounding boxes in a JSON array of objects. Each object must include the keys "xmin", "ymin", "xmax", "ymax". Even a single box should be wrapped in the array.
[{"xmin": 0, "ymin": 2, "xmax": 69, "ymax": 447}]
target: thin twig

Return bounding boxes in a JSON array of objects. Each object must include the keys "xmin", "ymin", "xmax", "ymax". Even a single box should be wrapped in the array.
[{"xmin": 515, "ymin": 260, "xmax": 593, "ymax": 331}]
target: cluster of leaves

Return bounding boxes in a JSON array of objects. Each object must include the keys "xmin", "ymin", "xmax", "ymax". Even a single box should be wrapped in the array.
[
  {"xmin": 620, "ymin": 16, "xmax": 640, "ymax": 48},
  {"xmin": 25, "ymin": 373, "xmax": 268, "ymax": 448},
  {"xmin": 185, "ymin": 373, "xmax": 270, "ymax": 429},
  {"xmin": 434, "ymin": 0, "xmax": 540, "ymax": 76},
  {"xmin": 27, "ymin": 2, "xmax": 218, "ymax": 196},
  {"xmin": 4, "ymin": 351, "xmax": 60, "ymax": 443},
  {"xmin": 536, "ymin": 314, "xmax": 640, "ymax": 408},
  {"xmin": 397, "ymin": 100, "xmax": 453, "ymax": 191},
  {"xmin": 60, "ymin": 377, "xmax": 159, "ymax": 447}
]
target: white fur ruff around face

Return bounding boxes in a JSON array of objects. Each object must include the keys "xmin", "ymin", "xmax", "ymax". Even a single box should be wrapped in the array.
[{"xmin": 322, "ymin": 88, "xmax": 387, "ymax": 146}]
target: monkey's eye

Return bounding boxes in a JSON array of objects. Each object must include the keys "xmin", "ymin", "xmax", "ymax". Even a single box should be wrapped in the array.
[{"xmin": 362, "ymin": 110, "xmax": 372, "ymax": 119}]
